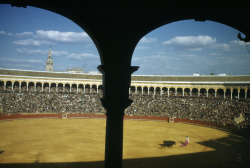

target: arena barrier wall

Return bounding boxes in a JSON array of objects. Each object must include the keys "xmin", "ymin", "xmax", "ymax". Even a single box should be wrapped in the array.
[{"xmin": 0, "ymin": 114, "xmax": 248, "ymax": 138}]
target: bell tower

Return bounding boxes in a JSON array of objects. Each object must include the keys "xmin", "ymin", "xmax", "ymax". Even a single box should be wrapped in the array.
[{"xmin": 46, "ymin": 46, "xmax": 53, "ymax": 72}]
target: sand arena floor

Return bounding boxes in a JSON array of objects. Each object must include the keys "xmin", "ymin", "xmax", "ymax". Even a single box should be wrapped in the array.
[{"xmin": 0, "ymin": 118, "xmax": 249, "ymax": 168}]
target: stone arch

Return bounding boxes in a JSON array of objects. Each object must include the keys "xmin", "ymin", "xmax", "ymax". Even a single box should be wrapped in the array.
[
  {"xmin": 200, "ymin": 88, "xmax": 206, "ymax": 97},
  {"xmin": 85, "ymin": 84, "xmax": 91, "ymax": 93},
  {"xmin": 78, "ymin": 84, "xmax": 84, "ymax": 93},
  {"xmin": 98, "ymin": 85, "xmax": 103, "ymax": 94},
  {"xmin": 184, "ymin": 88, "xmax": 190, "ymax": 97},
  {"xmin": 13, "ymin": 81, "xmax": 20, "ymax": 92},
  {"xmin": 192, "ymin": 88, "xmax": 198, "ymax": 96},
  {"xmin": 232, "ymin": 88, "xmax": 238, "ymax": 99},
  {"xmin": 28, "ymin": 82, "xmax": 35, "ymax": 92},
  {"xmin": 21, "ymin": 81, "xmax": 27, "ymax": 92},
  {"xmin": 58, "ymin": 83, "xmax": 64, "ymax": 92},
  {"xmin": 225, "ymin": 88, "xmax": 231, "ymax": 99},
  {"xmin": 130, "ymin": 86, "xmax": 136, "ymax": 95},
  {"xmin": 0, "ymin": 80, "xmax": 4, "ymax": 91},
  {"xmin": 92, "ymin": 84, "xmax": 97, "ymax": 93},
  {"xmin": 169, "ymin": 87, "xmax": 175, "ymax": 97},
  {"xmin": 36, "ymin": 82, "xmax": 42, "ymax": 92},
  {"xmin": 239, "ymin": 88, "xmax": 245, "ymax": 99},
  {"xmin": 162, "ymin": 87, "xmax": 168, "ymax": 96},
  {"xmin": 72, "ymin": 83, "xmax": 78, "ymax": 93},
  {"xmin": 5, "ymin": 81, "xmax": 12, "ymax": 91},
  {"xmin": 208, "ymin": 88, "xmax": 216, "ymax": 98},
  {"xmin": 176, "ymin": 88, "xmax": 183, "ymax": 97},
  {"xmin": 65, "ymin": 83, "xmax": 70, "ymax": 93},
  {"xmin": 51, "ymin": 83, "xmax": 57, "ymax": 92},
  {"xmin": 44, "ymin": 82, "xmax": 50, "ymax": 92},
  {"xmin": 217, "ymin": 88, "xmax": 224, "ymax": 99}
]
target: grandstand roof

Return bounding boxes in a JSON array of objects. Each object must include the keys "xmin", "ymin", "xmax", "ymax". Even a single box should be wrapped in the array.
[{"xmin": 1, "ymin": 68, "xmax": 250, "ymax": 83}]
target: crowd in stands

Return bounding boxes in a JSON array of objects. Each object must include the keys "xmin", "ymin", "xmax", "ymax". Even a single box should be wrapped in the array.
[{"xmin": 0, "ymin": 90, "xmax": 249, "ymax": 131}]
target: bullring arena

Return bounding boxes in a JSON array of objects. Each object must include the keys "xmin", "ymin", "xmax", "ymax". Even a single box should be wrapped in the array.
[{"xmin": 0, "ymin": 68, "xmax": 250, "ymax": 168}]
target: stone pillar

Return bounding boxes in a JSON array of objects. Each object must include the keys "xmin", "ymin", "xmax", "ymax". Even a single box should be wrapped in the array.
[
  {"xmin": 183, "ymin": 89, "xmax": 185, "ymax": 96},
  {"xmin": 63, "ymin": 84, "xmax": 65, "ymax": 92},
  {"xmin": 190, "ymin": 89, "xmax": 192, "ymax": 96},
  {"xmin": 56, "ymin": 84, "xmax": 58, "ymax": 92},
  {"xmin": 129, "ymin": 88, "xmax": 131, "ymax": 94},
  {"xmin": 11, "ymin": 82, "xmax": 14, "ymax": 91},
  {"xmin": 168, "ymin": 88, "xmax": 169, "ymax": 97},
  {"xmin": 135, "ymin": 87, "xmax": 137, "ymax": 94},
  {"xmin": 19, "ymin": 82, "xmax": 21, "ymax": 92},
  {"xmin": 215, "ymin": 91, "xmax": 217, "ymax": 98},
  {"xmin": 153, "ymin": 87, "xmax": 156, "ymax": 95},
  {"xmin": 223, "ymin": 89, "xmax": 226, "ymax": 99},
  {"xmin": 198, "ymin": 89, "xmax": 200, "ymax": 97},
  {"xmin": 231, "ymin": 89, "xmax": 233, "ymax": 100},
  {"xmin": 34, "ymin": 83, "xmax": 36, "ymax": 92},
  {"xmin": 148, "ymin": 87, "xmax": 150, "ymax": 95},
  {"xmin": 27, "ymin": 83, "xmax": 29, "ymax": 92},
  {"xmin": 70, "ymin": 84, "xmax": 72, "ymax": 93},
  {"xmin": 98, "ymin": 65, "xmax": 138, "ymax": 168},
  {"xmin": 3, "ymin": 82, "xmax": 6, "ymax": 91},
  {"xmin": 42, "ymin": 83, "xmax": 44, "ymax": 92},
  {"xmin": 206, "ymin": 90, "xmax": 209, "ymax": 97},
  {"xmin": 49, "ymin": 83, "xmax": 51, "ymax": 92},
  {"xmin": 90, "ymin": 85, "xmax": 92, "ymax": 93},
  {"xmin": 175, "ymin": 88, "xmax": 177, "ymax": 96},
  {"xmin": 245, "ymin": 88, "xmax": 247, "ymax": 99},
  {"xmin": 77, "ymin": 85, "xmax": 79, "ymax": 93},
  {"xmin": 160, "ymin": 88, "xmax": 163, "ymax": 95},
  {"xmin": 83, "ymin": 85, "xmax": 86, "ymax": 93},
  {"xmin": 238, "ymin": 89, "xmax": 240, "ymax": 99},
  {"xmin": 142, "ymin": 87, "xmax": 143, "ymax": 95}
]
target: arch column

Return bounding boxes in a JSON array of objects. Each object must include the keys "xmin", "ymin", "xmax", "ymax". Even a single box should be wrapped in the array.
[
  {"xmin": 70, "ymin": 84, "xmax": 72, "ymax": 93},
  {"xmin": 98, "ymin": 65, "xmax": 138, "ymax": 168},
  {"xmin": 198, "ymin": 88, "xmax": 200, "ymax": 97},
  {"xmin": 97, "ymin": 85, "xmax": 99, "ymax": 94},
  {"xmin": 11, "ymin": 81, "xmax": 14, "ymax": 91},
  {"xmin": 147, "ymin": 87, "xmax": 150, "ymax": 95},
  {"xmin": 49, "ymin": 83, "xmax": 51, "ymax": 92},
  {"xmin": 83, "ymin": 85, "xmax": 86, "ymax": 93},
  {"xmin": 167, "ymin": 88, "xmax": 170, "ymax": 97},
  {"xmin": 41, "ymin": 83, "xmax": 44, "ymax": 92},
  {"xmin": 3, "ymin": 82, "xmax": 6, "ymax": 91},
  {"xmin": 34, "ymin": 83, "xmax": 37, "ymax": 92},
  {"xmin": 190, "ymin": 89, "xmax": 192, "ymax": 96},
  {"xmin": 206, "ymin": 89, "xmax": 209, "ymax": 97},
  {"xmin": 175, "ymin": 88, "xmax": 177, "ymax": 96},
  {"xmin": 129, "ymin": 87, "xmax": 131, "ymax": 94},
  {"xmin": 245, "ymin": 88, "xmax": 248, "ymax": 99},
  {"xmin": 182, "ymin": 89, "xmax": 184, "ymax": 96},
  {"xmin": 135, "ymin": 87, "xmax": 137, "ymax": 94},
  {"xmin": 238, "ymin": 88, "xmax": 240, "ymax": 99},
  {"xmin": 141, "ymin": 87, "xmax": 144, "ymax": 95},
  {"xmin": 63, "ymin": 84, "xmax": 65, "ymax": 92},
  {"xmin": 19, "ymin": 82, "xmax": 21, "ymax": 92},
  {"xmin": 223, "ymin": 89, "xmax": 226, "ymax": 99},
  {"xmin": 77, "ymin": 84, "xmax": 79, "ymax": 93},
  {"xmin": 231, "ymin": 88, "xmax": 233, "ymax": 100},
  {"xmin": 153, "ymin": 87, "xmax": 156, "ymax": 95},
  {"xmin": 26, "ymin": 83, "xmax": 29, "ymax": 92},
  {"xmin": 215, "ymin": 90, "xmax": 217, "ymax": 98},
  {"xmin": 56, "ymin": 83, "xmax": 58, "ymax": 92}
]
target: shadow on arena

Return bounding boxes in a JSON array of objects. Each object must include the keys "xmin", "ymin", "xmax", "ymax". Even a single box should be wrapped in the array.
[{"xmin": 0, "ymin": 134, "xmax": 249, "ymax": 168}]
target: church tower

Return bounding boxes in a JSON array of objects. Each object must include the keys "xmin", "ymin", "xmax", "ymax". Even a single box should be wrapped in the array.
[{"xmin": 46, "ymin": 47, "xmax": 53, "ymax": 72}]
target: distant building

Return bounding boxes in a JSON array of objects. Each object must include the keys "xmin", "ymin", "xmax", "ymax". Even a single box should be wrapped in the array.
[
  {"xmin": 66, "ymin": 67, "xmax": 84, "ymax": 73},
  {"xmin": 46, "ymin": 47, "xmax": 53, "ymax": 72}
]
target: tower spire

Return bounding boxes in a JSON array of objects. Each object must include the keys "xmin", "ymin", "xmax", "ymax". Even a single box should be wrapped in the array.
[{"xmin": 46, "ymin": 46, "xmax": 53, "ymax": 72}]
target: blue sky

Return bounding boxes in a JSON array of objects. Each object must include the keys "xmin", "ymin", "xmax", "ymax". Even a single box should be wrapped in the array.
[{"xmin": 0, "ymin": 4, "xmax": 250, "ymax": 75}]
